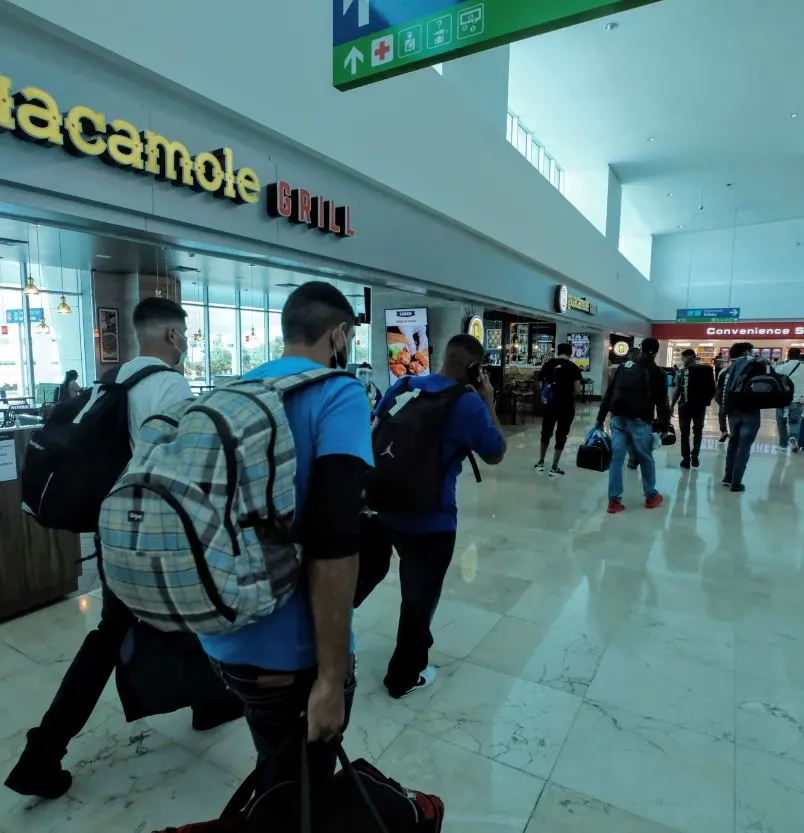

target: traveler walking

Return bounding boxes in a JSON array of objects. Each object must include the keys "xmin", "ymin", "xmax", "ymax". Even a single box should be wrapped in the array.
[
  {"xmin": 775, "ymin": 347, "xmax": 804, "ymax": 452},
  {"xmin": 671, "ymin": 349, "xmax": 716, "ymax": 469},
  {"xmin": 199, "ymin": 283, "xmax": 373, "ymax": 794},
  {"xmin": 358, "ymin": 335, "xmax": 506, "ymax": 699},
  {"xmin": 597, "ymin": 337, "xmax": 670, "ymax": 514},
  {"xmin": 534, "ymin": 342, "xmax": 583, "ymax": 477},
  {"xmin": 6, "ymin": 298, "xmax": 240, "ymax": 800},
  {"xmin": 722, "ymin": 342, "xmax": 760, "ymax": 492}
]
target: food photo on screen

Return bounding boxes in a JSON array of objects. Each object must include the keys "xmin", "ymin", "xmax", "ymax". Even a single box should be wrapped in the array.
[{"xmin": 385, "ymin": 308, "xmax": 431, "ymax": 385}]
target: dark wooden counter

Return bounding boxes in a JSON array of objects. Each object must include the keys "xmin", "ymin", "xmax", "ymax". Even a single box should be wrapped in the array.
[{"xmin": 0, "ymin": 427, "xmax": 82, "ymax": 620}]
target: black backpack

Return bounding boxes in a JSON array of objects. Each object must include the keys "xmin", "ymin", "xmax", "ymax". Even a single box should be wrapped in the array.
[
  {"xmin": 726, "ymin": 359, "xmax": 793, "ymax": 411},
  {"xmin": 367, "ymin": 379, "xmax": 480, "ymax": 515},
  {"xmin": 21, "ymin": 365, "xmax": 176, "ymax": 533},
  {"xmin": 609, "ymin": 359, "xmax": 651, "ymax": 418}
]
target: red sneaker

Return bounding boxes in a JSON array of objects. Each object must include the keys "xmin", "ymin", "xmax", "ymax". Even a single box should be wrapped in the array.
[
  {"xmin": 607, "ymin": 500, "xmax": 625, "ymax": 514},
  {"xmin": 645, "ymin": 493, "xmax": 664, "ymax": 509}
]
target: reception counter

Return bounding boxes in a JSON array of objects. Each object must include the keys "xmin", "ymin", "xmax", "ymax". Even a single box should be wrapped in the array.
[{"xmin": 0, "ymin": 427, "xmax": 82, "ymax": 620}]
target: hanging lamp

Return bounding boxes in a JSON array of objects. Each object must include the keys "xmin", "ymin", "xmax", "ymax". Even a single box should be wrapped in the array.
[
  {"xmin": 23, "ymin": 225, "xmax": 40, "ymax": 295},
  {"xmin": 56, "ymin": 230, "xmax": 71, "ymax": 313},
  {"xmin": 36, "ymin": 314, "xmax": 50, "ymax": 335}
]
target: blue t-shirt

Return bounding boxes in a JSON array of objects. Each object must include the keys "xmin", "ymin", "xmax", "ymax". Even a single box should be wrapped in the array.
[
  {"xmin": 374, "ymin": 374, "xmax": 504, "ymax": 534},
  {"xmin": 199, "ymin": 357, "xmax": 373, "ymax": 671}
]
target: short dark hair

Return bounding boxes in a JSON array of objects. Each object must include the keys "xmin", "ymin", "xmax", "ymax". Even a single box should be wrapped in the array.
[
  {"xmin": 789, "ymin": 347, "xmax": 802, "ymax": 360},
  {"xmin": 133, "ymin": 297, "xmax": 187, "ymax": 329},
  {"xmin": 444, "ymin": 334, "xmax": 484, "ymax": 366},
  {"xmin": 730, "ymin": 341, "xmax": 753, "ymax": 358},
  {"xmin": 282, "ymin": 282, "xmax": 356, "ymax": 345},
  {"xmin": 556, "ymin": 342, "xmax": 572, "ymax": 357},
  {"xmin": 681, "ymin": 348, "xmax": 696, "ymax": 359},
  {"xmin": 641, "ymin": 337, "xmax": 660, "ymax": 356}
]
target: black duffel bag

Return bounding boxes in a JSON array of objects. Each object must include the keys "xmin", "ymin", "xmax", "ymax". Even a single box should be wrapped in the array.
[{"xmin": 151, "ymin": 739, "xmax": 445, "ymax": 833}]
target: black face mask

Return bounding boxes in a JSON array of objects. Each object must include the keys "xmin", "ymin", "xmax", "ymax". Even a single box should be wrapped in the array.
[{"xmin": 330, "ymin": 331, "xmax": 348, "ymax": 370}]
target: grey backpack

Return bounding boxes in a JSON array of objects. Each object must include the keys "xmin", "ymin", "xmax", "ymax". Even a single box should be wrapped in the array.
[{"xmin": 99, "ymin": 369, "xmax": 341, "ymax": 635}]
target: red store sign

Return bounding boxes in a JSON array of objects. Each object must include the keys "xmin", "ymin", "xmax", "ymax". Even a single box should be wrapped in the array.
[
  {"xmin": 267, "ymin": 181, "xmax": 355, "ymax": 238},
  {"xmin": 653, "ymin": 321, "xmax": 804, "ymax": 340}
]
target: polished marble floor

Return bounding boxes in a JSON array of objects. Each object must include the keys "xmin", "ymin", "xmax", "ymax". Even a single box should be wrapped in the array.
[{"xmin": 2, "ymin": 406, "xmax": 804, "ymax": 833}]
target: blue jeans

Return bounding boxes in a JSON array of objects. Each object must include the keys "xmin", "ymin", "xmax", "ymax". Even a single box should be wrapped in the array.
[
  {"xmin": 609, "ymin": 417, "xmax": 657, "ymax": 501},
  {"xmin": 776, "ymin": 402, "xmax": 803, "ymax": 446},
  {"xmin": 725, "ymin": 410, "xmax": 761, "ymax": 486}
]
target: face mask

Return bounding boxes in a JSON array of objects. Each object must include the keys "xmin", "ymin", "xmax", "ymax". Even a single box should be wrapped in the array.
[
  {"xmin": 173, "ymin": 330, "xmax": 188, "ymax": 367},
  {"xmin": 330, "ymin": 329, "xmax": 348, "ymax": 370}
]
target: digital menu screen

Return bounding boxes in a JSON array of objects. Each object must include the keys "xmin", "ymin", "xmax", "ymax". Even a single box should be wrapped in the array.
[
  {"xmin": 385, "ymin": 308, "xmax": 431, "ymax": 386},
  {"xmin": 568, "ymin": 333, "xmax": 591, "ymax": 370}
]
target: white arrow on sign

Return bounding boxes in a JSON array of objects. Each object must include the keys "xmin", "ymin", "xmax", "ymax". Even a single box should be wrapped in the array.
[
  {"xmin": 344, "ymin": 46, "xmax": 365, "ymax": 75},
  {"xmin": 730, "ymin": 308, "xmax": 739, "ymax": 317},
  {"xmin": 343, "ymin": 0, "xmax": 370, "ymax": 28}
]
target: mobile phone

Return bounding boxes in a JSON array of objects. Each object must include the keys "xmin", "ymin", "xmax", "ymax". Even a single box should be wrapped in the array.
[{"xmin": 467, "ymin": 362, "xmax": 483, "ymax": 390}]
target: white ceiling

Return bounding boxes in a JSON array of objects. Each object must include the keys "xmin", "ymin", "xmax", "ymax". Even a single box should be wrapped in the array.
[{"xmin": 508, "ymin": 0, "xmax": 804, "ymax": 236}]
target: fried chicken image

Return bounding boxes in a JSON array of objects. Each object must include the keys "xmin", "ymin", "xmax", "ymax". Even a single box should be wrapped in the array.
[
  {"xmin": 413, "ymin": 351, "xmax": 429, "ymax": 369},
  {"xmin": 390, "ymin": 362, "xmax": 407, "ymax": 378},
  {"xmin": 399, "ymin": 349, "xmax": 412, "ymax": 367},
  {"xmin": 409, "ymin": 361, "xmax": 424, "ymax": 375}
]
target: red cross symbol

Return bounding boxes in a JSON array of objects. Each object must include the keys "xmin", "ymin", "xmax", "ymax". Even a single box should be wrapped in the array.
[{"xmin": 374, "ymin": 39, "xmax": 391, "ymax": 61}]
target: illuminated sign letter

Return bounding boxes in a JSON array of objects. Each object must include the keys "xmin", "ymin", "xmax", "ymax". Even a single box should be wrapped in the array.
[
  {"xmin": 143, "ymin": 131, "xmax": 193, "ymax": 185},
  {"xmin": 14, "ymin": 86, "xmax": 63, "ymax": 146},
  {"xmin": 63, "ymin": 105, "xmax": 107, "ymax": 157},
  {"xmin": 104, "ymin": 120, "xmax": 144, "ymax": 170}
]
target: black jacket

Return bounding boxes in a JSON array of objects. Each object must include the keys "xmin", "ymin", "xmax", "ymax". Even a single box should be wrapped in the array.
[{"xmin": 597, "ymin": 355, "xmax": 671, "ymax": 429}]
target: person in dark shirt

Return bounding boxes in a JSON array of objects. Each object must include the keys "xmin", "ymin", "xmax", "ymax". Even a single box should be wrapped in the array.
[
  {"xmin": 359, "ymin": 335, "xmax": 506, "ymax": 699},
  {"xmin": 534, "ymin": 343, "xmax": 583, "ymax": 477},
  {"xmin": 722, "ymin": 341, "xmax": 759, "ymax": 493},
  {"xmin": 671, "ymin": 348, "xmax": 716, "ymax": 469},
  {"xmin": 597, "ymin": 337, "xmax": 670, "ymax": 514}
]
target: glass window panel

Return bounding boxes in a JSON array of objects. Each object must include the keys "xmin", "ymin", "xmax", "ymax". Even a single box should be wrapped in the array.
[
  {"xmin": 37, "ymin": 264, "xmax": 81, "ymax": 294},
  {"xmin": 0, "ymin": 258, "xmax": 21, "ymax": 288},
  {"xmin": 506, "ymin": 113, "xmax": 513, "ymax": 144},
  {"xmin": 0, "ymin": 288, "xmax": 27, "ymax": 395},
  {"xmin": 353, "ymin": 324, "xmax": 371, "ymax": 365},
  {"xmin": 516, "ymin": 125, "xmax": 527, "ymax": 156},
  {"xmin": 30, "ymin": 292, "xmax": 84, "ymax": 390},
  {"xmin": 268, "ymin": 311, "xmax": 284, "ymax": 360},
  {"xmin": 207, "ymin": 283, "xmax": 237, "ymax": 307},
  {"xmin": 239, "ymin": 287, "xmax": 267, "ymax": 311},
  {"xmin": 184, "ymin": 304, "xmax": 207, "ymax": 383},
  {"xmin": 209, "ymin": 306, "xmax": 237, "ymax": 380},
  {"xmin": 241, "ymin": 309, "xmax": 267, "ymax": 374}
]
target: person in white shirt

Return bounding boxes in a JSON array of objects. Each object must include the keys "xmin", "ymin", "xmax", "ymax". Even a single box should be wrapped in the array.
[
  {"xmin": 6, "ymin": 298, "xmax": 240, "ymax": 801},
  {"xmin": 775, "ymin": 347, "xmax": 804, "ymax": 452}
]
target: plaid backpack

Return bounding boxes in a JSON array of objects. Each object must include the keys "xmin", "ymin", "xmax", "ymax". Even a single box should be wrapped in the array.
[{"xmin": 99, "ymin": 369, "xmax": 342, "ymax": 635}]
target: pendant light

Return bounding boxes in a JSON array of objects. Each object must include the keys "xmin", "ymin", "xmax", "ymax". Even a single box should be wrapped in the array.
[
  {"xmin": 36, "ymin": 314, "xmax": 51, "ymax": 336},
  {"xmin": 56, "ymin": 229, "xmax": 71, "ymax": 314},
  {"xmin": 192, "ymin": 281, "xmax": 203, "ymax": 342},
  {"xmin": 23, "ymin": 225, "xmax": 40, "ymax": 295},
  {"xmin": 154, "ymin": 248, "xmax": 162, "ymax": 297}
]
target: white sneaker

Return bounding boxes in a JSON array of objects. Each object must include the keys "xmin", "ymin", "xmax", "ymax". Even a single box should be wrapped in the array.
[
  {"xmin": 397, "ymin": 666, "xmax": 437, "ymax": 699},
  {"xmin": 791, "ymin": 438, "xmax": 800, "ymax": 454}
]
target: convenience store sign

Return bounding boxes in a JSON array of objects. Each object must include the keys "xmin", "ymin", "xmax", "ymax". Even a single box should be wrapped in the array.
[{"xmin": 334, "ymin": 0, "xmax": 663, "ymax": 90}]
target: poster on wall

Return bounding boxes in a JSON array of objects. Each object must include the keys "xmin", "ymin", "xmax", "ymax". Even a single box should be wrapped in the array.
[
  {"xmin": 98, "ymin": 307, "xmax": 120, "ymax": 364},
  {"xmin": 385, "ymin": 308, "xmax": 430, "ymax": 385},
  {"xmin": 568, "ymin": 333, "xmax": 591, "ymax": 370}
]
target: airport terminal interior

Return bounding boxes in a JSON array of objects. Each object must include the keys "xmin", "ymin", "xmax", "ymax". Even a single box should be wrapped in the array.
[{"xmin": 1, "ymin": 0, "xmax": 804, "ymax": 831}]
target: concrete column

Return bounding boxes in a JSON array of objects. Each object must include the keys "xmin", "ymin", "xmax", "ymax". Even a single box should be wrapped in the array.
[{"xmin": 441, "ymin": 46, "xmax": 510, "ymax": 136}]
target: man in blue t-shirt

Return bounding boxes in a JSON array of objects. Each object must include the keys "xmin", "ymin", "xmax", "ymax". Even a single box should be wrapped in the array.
[
  {"xmin": 358, "ymin": 334, "xmax": 506, "ymax": 699},
  {"xmin": 200, "ymin": 282, "xmax": 372, "ymax": 792}
]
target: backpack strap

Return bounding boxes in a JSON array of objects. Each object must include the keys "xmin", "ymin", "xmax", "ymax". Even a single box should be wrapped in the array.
[
  {"xmin": 99, "ymin": 364, "xmax": 179, "ymax": 390},
  {"xmin": 263, "ymin": 368, "xmax": 352, "ymax": 396}
]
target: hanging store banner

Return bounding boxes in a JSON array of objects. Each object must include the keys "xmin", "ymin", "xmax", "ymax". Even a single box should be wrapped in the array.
[
  {"xmin": 333, "ymin": 0, "xmax": 663, "ymax": 90},
  {"xmin": 653, "ymin": 321, "xmax": 804, "ymax": 339}
]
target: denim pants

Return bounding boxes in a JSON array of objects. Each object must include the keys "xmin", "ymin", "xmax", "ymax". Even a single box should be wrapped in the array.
[
  {"xmin": 725, "ymin": 410, "xmax": 761, "ymax": 486},
  {"xmin": 210, "ymin": 657, "xmax": 356, "ymax": 797},
  {"xmin": 609, "ymin": 416, "xmax": 657, "ymax": 501},
  {"xmin": 776, "ymin": 402, "xmax": 803, "ymax": 446}
]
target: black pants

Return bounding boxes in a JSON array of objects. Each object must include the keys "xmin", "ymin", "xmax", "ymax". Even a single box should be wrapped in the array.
[
  {"xmin": 211, "ymin": 658, "xmax": 356, "ymax": 796},
  {"xmin": 679, "ymin": 403, "xmax": 707, "ymax": 461},
  {"xmin": 30, "ymin": 584, "xmax": 133, "ymax": 758},
  {"xmin": 356, "ymin": 518, "xmax": 456, "ymax": 697},
  {"xmin": 541, "ymin": 405, "xmax": 575, "ymax": 451}
]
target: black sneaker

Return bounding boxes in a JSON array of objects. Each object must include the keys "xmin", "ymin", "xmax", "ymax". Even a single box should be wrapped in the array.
[
  {"xmin": 691, "ymin": 455, "xmax": 700, "ymax": 468},
  {"xmin": 722, "ymin": 477, "xmax": 732, "ymax": 487},
  {"xmin": 730, "ymin": 483, "xmax": 746, "ymax": 493},
  {"xmin": 548, "ymin": 466, "xmax": 566, "ymax": 478},
  {"xmin": 5, "ymin": 733, "xmax": 72, "ymax": 800},
  {"xmin": 534, "ymin": 462, "xmax": 545, "ymax": 474},
  {"xmin": 680, "ymin": 459, "xmax": 691, "ymax": 470}
]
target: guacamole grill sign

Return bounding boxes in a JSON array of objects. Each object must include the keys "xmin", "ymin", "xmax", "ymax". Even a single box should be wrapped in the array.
[{"xmin": 0, "ymin": 75, "xmax": 356, "ymax": 238}]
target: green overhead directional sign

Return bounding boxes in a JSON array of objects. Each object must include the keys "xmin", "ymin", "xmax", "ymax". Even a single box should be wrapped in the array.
[{"xmin": 334, "ymin": 0, "xmax": 662, "ymax": 90}]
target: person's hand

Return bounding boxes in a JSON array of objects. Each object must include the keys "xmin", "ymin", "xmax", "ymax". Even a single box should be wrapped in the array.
[
  {"xmin": 307, "ymin": 676, "xmax": 344, "ymax": 743},
  {"xmin": 478, "ymin": 371, "xmax": 496, "ymax": 408}
]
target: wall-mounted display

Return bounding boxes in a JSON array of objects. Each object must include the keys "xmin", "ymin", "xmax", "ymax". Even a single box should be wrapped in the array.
[
  {"xmin": 385, "ymin": 308, "xmax": 430, "ymax": 385},
  {"xmin": 98, "ymin": 307, "xmax": 120, "ymax": 364},
  {"xmin": 568, "ymin": 333, "xmax": 591, "ymax": 370}
]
